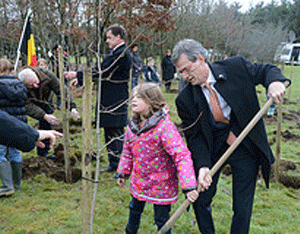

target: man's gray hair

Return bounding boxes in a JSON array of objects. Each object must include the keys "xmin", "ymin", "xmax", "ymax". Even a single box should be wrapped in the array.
[
  {"xmin": 171, "ymin": 39, "xmax": 209, "ymax": 66},
  {"xmin": 18, "ymin": 68, "xmax": 37, "ymax": 82}
]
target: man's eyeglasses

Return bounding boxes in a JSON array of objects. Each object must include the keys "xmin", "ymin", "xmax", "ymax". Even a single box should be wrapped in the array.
[{"xmin": 178, "ymin": 61, "xmax": 197, "ymax": 76}]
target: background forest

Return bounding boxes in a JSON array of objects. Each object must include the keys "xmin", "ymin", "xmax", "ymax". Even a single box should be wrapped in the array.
[{"xmin": 1, "ymin": 0, "xmax": 300, "ymax": 66}]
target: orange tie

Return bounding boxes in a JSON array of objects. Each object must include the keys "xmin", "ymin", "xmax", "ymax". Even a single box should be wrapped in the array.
[
  {"xmin": 204, "ymin": 83, "xmax": 236, "ymax": 145},
  {"xmin": 204, "ymin": 83, "xmax": 229, "ymax": 124}
]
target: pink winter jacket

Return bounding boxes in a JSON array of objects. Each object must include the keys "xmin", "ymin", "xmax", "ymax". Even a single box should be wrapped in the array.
[{"xmin": 117, "ymin": 108, "xmax": 197, "ymax": 205}]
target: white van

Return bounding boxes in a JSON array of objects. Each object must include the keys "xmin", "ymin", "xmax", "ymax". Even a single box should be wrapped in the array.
[{"xmin": 280, "ymin": 43, "xmax": 300, "ymax": 65}]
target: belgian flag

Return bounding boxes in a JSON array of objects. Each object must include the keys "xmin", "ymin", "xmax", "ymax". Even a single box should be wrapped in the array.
[{"xmin": 20, "ymin": 17, "xmax": 37, "ymax": 67}]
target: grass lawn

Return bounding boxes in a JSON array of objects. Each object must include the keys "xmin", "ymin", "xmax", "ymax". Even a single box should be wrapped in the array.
[{"xmin": 0, "ymin": 65, "xmax": 300, "ymax": 234}]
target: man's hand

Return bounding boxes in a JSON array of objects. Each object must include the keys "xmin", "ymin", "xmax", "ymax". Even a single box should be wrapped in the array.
[
  {"xmin": 71, "ymin": 108, "xmax": 80, "ymax": 121},
  {"xmin": 198, "ymin": 167, "xmax": 212, "ymax": 192},
  {"xmin": 44, "ymin": 114, "xmax": 60, "ymax": 126},
  {"xmin": 70, "ymin": 79, "xmax": 78, "ymax": 90},
  {"xmin": 36, "ymin": 130, "xmax": 63, "ymax": 148},
  {"xmin": 268, "ymin": 81, "xmax": 286, "ymax": 104},
  {"xmin": 64, "ymin": 71, "xmax": 77, "ymax": 80},
  {"xmin": 186, "ymin": 189, "xmax": 199, "ymax": 203}
]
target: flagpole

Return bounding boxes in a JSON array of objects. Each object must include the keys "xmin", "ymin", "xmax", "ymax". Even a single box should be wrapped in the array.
[{"xmin": 14, "ymin": 9, "xmax": 32, "ymax": 74}]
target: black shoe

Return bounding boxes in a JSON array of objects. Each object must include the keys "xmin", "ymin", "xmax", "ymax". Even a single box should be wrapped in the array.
[
  {"xmin": 100, "ymin": 166, "xmax": 116, "ymax": 173},
  {"xmin": 39, "ymin": 154, "xmax": 56, "ymax": 160}
]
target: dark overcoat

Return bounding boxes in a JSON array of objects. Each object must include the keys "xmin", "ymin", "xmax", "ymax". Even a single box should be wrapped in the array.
[
  {"xmin": 175, "ymin": 56, "xmax": 290, "ymax": 187},
  {"xmin": 93, "ymin": 44, "xmax": 132, "ymax": 128},
  {"xmin": 161, "ymin": 55, "xmax": 176, "ymax": 81},
  {"xmin": 0, "ymin": 110, "xmax": 39, "ymax": 152}
]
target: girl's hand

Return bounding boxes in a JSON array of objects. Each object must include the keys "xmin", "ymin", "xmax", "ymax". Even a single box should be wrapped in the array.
[
  {"xmin": 117, "ymin": 178, "xmax": 126, "ymax": 188},
  {"xmin": 186, "ymin": 190, "xmax": 199, "ymax": 203}
]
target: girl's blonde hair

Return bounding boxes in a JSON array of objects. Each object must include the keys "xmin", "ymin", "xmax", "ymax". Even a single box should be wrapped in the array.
[
  {"xmin": 0, "ymin": 58, "xmax": 13, "ymax": 76},
  {"xmin": 132, "ymin": 83, "xmax": 166, "ymax": 120}
]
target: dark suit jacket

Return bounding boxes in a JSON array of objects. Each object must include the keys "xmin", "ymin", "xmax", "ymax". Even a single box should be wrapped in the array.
[{"xmin": 175, "ymin": 56, "xmax": 290, "ymax": 187}]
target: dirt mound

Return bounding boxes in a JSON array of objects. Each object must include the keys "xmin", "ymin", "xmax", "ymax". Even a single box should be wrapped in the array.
[
  {"xmin": 269, "ymin": 129, "xmax": 300, "ymax": 146},
  {"xmin": 22, "ymin": 143, "xmax": 99, "ymax": 183},
  {"xmin": 282, "ymin": 110, "xmax": 300, "ymax": 121},
  {"xmin": 220, "ymin": 159, "xmax": 300, "ymax": 189},
  {"xmin": 278, "ymin": 174, "xmax": 300, "ymax": 189},
  {"xmin": 22, "ymin": 156, "xmax": 82, "ymax": 183},
  {"xmin": 264, "ymin": 110, "xmax": 300, "ymax": 123}
]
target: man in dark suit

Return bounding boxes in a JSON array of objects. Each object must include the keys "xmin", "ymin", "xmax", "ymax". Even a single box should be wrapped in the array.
[
  {"xmin": 171, "ymin": 39, "xmax": 290, "ymax": 234},
  {"xmin": 66, "ymin": 24, "xmax": 132, "ymax": 173},
  {"xmin": 97, "ymin": 24, "xmax": 132, "ymax": 173}
]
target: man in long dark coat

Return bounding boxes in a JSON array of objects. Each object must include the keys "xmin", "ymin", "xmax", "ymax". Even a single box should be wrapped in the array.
[
  {"xmin": 161, "ymin": 49, "xmax": 176, "ymax": 92},
  {"xmin": 66, "ymin": 24, "xmax": 132, "ymax": 173}
]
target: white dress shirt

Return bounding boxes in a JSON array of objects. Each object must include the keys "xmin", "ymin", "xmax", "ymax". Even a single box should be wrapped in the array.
[{"xmin": 201, "ymin": 70, "xmax": 232, "ymax": 120}]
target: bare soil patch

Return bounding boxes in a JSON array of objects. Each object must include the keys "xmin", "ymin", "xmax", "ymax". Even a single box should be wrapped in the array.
[
  {"xmin": 22, "ymin": 143, "xmax": 99, "ymax": 183},
  {"xmin": 222, "ymin": 159, "xmax": 300, "ymax": 189}
]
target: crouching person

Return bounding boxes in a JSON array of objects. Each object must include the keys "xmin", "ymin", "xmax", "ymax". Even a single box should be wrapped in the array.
[{"xmin": 18, "ymin": 67, "xmax": 80, "ymax": 160}]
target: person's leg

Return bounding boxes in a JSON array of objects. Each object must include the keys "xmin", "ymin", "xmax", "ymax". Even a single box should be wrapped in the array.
[
  {"xmin": 104, "ymin": 127, "xmax": 124, "ymax": 170},
  {"xmin": 192, "ymin": 170, "xmax": 221, "ymax": 234},
  {"xmin": 154, "ymin": 204, "xmax": 172, "ymax": 234},
  {"xmin": 165, "ymin": 81, "xmax": 171, "ymax": 92},
  {"xmin": 56, "ymin": 95, "xmax": 62, "ymax": 109},
  {"xmin": 8, "ymin": 147, "xmax": 22, "ymax": 190},
  {"xmin": 227, "ymin": 145, "xmax": 259, "ymax": 234},
  {"xmin": 131, "ymin": 75, "xmax": 139, "ymax": 90},
  {"xmin": 0, "ymin": 145, "xmax": 15, "ymax": 196},
  {"xmin": 125, "ymin": 197, "xmax": 146, "ymax": 234}
]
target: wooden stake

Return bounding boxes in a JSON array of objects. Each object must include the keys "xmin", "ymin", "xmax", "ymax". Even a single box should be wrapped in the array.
[
  {"xmin": 58, "ymin": 46, "xmax": 71, "ymax": 183},
  {"xmin": 275, "ymin": 99, "xmax": 283, "ymax": 183},
  {"xmin": 288, "ymin": 57, "xmax": 294, "ymax": 100},
  {"xmin": 82, "ymin": 68, "xmax": 93, "ymax": 234}
]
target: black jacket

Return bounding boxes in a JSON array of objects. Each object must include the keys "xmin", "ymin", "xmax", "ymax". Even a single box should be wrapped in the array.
[
  {"xmin": 176, "ymin": 56, "xmax": 290, "ymax": 187},
  {"xmin": 0, "ymin": 75, "xmax": 27, "ymax": 123},
  {"xmin": 161, "ymin": 55, "xmax": 176, "ymax": 81},
  {"xmin": 143, "ymin": 65, "xmax": 160, "ymax": 84},
  {"xmin": 0, "ymin": 110, "xmax": 39, "ymax": 152},
  {"xmin": 131, "ymin": 51, "xmax": 143, "ymax": 77}
]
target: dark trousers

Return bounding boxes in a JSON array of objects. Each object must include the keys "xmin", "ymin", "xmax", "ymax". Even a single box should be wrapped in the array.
[
  {"xmin": 192, "ymin": 144, "xmax": 259, "ymax": 234},
  {"xmin": 104, "ymin": 127, "xmax": 124, "ymax": 169},
  {"xmin": 164, "ymin": 81, "xmax": 172, "ymax": 92},
  {"xmin": 131, "ymin": 75, "xmax": 139, "ymax": 90},
  {"xmin": 37, "ymin": 119, "xmax": 52, "ymax": 156},
  {"xmin": 126, "ymin": 196, "xmax": 171, "ymax": 234}
]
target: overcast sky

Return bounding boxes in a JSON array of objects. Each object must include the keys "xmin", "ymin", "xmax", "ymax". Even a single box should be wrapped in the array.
[{"xmin": 226, "ymin": 0, "xmax": 277, "ymax": 12}]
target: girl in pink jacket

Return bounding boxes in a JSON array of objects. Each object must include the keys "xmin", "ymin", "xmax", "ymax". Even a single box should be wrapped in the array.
[{"xmin": 117, "ymin": 83, "xmax": 198, "ymax": 234}]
